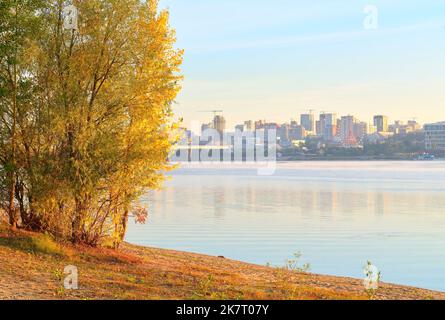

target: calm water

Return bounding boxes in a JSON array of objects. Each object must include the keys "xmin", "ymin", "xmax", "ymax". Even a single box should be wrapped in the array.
[{"xmin": 126, "ymin": 161, "xmax": 445, "ymax": 291}]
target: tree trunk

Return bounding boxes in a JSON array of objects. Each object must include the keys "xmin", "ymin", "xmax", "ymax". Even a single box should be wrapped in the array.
[
  {"xmin": 71, "ymin": 199, "xmax": 84, "ymax": 243},
  {"xmin": 71, "ymin": 213, "xmax": 82, "ymax": 243},
  {"xmin": 120, "ymin": 209, "xmax": 129, "ymax": 243},
  {"xmin": 8, "ymin": 8, "xmax": 18, "ymax": 229},
  {"xmin": 113, "ymin": 209, "xmax": 129, "ymax": 250}
]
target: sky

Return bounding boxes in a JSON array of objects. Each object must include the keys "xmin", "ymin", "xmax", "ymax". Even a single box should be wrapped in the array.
[{"xmin": 159, "ymin": 0, "xmax": 445, "ymax": 130}]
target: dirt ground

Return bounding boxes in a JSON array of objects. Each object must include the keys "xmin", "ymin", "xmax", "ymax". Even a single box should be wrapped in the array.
[{"xmin": 0, "ymin": 222, "xmax": 444, "ymax": 300}]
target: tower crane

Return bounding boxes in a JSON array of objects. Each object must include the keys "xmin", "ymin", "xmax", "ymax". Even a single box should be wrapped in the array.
[{"xmin": 198, "ymin": 110, "xmax": 224, "ymax": 117}]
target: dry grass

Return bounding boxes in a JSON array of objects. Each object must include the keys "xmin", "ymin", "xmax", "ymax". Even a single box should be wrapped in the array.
[{"xmin": 0, "ymin": 223, "xmax": 444, "ymax": 300}]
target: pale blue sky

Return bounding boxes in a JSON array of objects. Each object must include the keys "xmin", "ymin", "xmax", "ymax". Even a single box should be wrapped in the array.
[{"xmin": 159, "ymin": 0, "xmax": 445, "ymax": 129}]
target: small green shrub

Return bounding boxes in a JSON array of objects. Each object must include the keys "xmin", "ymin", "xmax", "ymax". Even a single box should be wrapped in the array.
[
  {"xmin": 192, "ymin": 275, "xmax": 214, "ymax": 299},
  {"xmin": 0, "ymin": 233, "xmax": 66, "ymax": 257},
  {"xmin": 284, "ymin": 251, "xmax": 311, "ymax": 273}
]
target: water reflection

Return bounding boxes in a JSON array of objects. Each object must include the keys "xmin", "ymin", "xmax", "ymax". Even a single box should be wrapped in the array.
[
  {"xmin": 154, "ymin": 181, "xmax": 433, "ymax": 219},
  {"xmin": 127, "ymin": 162, "xmax": 445, "ymax": 291}
]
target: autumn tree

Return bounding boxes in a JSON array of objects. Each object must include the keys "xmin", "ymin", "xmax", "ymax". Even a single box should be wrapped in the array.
[
  {"xmin": 0, "ymin": 0, "xmax": 45, "ymax": 228},
  {"xmin": 0, "ymin": 0, "xmax": 183, "ymax": 246}
]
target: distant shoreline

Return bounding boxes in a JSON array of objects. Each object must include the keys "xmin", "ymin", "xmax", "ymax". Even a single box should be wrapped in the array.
[{"xmin": 277, "ymin": 158, "xmax": 444, "ymax": 162}]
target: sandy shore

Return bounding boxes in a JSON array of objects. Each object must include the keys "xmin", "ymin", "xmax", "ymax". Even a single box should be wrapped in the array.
[{"xmin": 0, "ymin": 222, "xmax": 444, "ymax": 300}]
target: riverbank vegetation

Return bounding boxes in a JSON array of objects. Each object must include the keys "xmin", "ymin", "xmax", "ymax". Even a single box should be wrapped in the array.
[
  {"xmin": 279, "ymin": 132, "xmax": 431, "ymax": 161},
  {"xmin": 0, "ymin": 0, "xmax": 182, "ymax": 246}
]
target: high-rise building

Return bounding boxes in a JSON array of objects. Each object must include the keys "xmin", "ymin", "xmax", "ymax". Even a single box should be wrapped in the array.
[
  {"xmin": 318, "ymin": 114, "xmax": 326, "ymax": 137},
  {"xmin": 300, "ymin": 113, "xmax": 315, "ymax": 133},
  {"xmin": 407, "ymin": 120, "xmax": 421, "ymax": 131},
  {"xmin": 325, "ymin": 113, "xmax": 337, "ymax": 126},
  {"xmin": 316, "ymin": 120, "xmax": 322, "ymax": 136},
  {"xmin": 201, "ymin": 123, "xmax": 212, "ymax": 134},
  {"xmin": 353, "ymin": 122, "xmax": 369, "ymax": 140},
  {"xmin": 278, "ymin": 124, "xmax": 289, "ymax": 142},
  {"xmin": 213, "ymin": 115, "xmax": 226, "ymax": 134},
  {"xmin": 425, "ymin": 122, "xmax": 445, "ymax": 150},
  {"xmin": 320, "ymin": 113, "xmax": 337, "ymax": 141},
  {"xmin": 289, "ymin": 125, "xmax": 306, "ymax": 141},
  {"xmin": 255, "ymin": 120, "xmax": 266, "ymax": 130},
  {"xmin": 324, "ymin": 125, "xmax": 337, "ymax": 141},
  {"xmin": 389, "ymin": 120, "xmax": 422, "ymax": 135},
  {"xmin": 235, "ymin": 124, "xmax": 245, "ymax": 132},
  {"xmin": 374, "ymin": 115, "xmax": 389, "ymax": 132},
  {"xmin": 340, "ymin": 116, "xmax": 357, "ymax": 145},
  {"xmin": 244, "ymin": 120, "xmax": 254, "ymax": 131},
  {"xmin": 368, "ymin": 124, "xmax": 377, "ymax": 134}
]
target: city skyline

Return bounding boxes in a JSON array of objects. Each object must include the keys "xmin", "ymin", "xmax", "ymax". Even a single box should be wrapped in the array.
[
  {"xmin": 188, "ymin": 110, "xmax": 429, "ymax": 133},
  {"xmin": 160, "ymin": 0, "xmax": 445, "ymax": 129},
  {"xmin": 177, "ymin": 110, "xmax": 441, "ymax": 159}
]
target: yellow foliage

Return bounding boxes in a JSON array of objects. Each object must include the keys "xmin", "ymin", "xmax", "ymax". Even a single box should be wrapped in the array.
[{"xmin": 0, "ymin": 0, "xmax": 183, "ymax": 245}]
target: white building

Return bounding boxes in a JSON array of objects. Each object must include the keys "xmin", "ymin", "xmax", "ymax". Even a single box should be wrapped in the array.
[
  {"xmin": 319, "ymin": 113, "xmax": 337, "ymax": 141},
  {"xmin": 425, "ymin": 122, "xmax": 445, "ymax": 150}
]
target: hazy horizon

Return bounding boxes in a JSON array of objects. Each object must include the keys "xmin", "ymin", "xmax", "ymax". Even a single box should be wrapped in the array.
[{"xmin": 160, "ymin": 0, "xmax": 445, "ymax": 129}]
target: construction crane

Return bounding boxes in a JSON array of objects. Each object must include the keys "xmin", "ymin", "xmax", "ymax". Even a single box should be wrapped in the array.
[
  {"xmin": 319, "ymin": 110, "xmax": 336, "ymax": 115},
  {"xmin": 198, "ymin": 110, "xmax": 224, "ymax": 117},
  {"xmin": 296, "ymin": 109, "xmax": 317, "ymax": 114}
]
